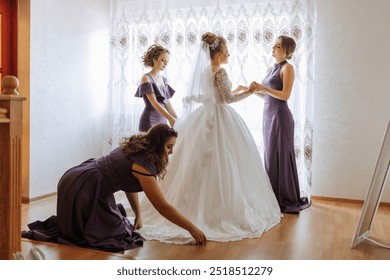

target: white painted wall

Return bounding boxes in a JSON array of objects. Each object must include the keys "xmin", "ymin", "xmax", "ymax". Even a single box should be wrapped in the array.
[
  {"xmin": 29, "ymin": 0, "xmax": 110, "ymax": 198},
  {"xmin": 312, "ymin": 0, "xmax": 390, "ymax": 202}
]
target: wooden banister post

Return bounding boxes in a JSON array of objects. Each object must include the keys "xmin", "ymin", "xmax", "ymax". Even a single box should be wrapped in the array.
[{"xmin": 0, "ymin": 75, "xmax": 26, "ymax": 260}]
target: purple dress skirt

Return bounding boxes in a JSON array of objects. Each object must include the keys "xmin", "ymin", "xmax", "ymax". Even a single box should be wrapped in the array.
[
  {"xmin": 22, "ymin": 148, "xmax": 157, "ymax": 252},
  {"xmin": 135, "ymin": 74, "xmax": 175, "ymax": 132},
  {"xmin": 262, "ymin": 60, "xmax": 310, "ymax": 214}
]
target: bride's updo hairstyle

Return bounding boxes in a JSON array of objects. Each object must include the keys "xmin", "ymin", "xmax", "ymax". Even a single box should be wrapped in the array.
[
  {"xmin": 201, "ymin": 32, "xmax": 226, "ymax": 59},
  {"xmin": 278, "ymin": 35, "xmax": 296, "ymax": 60}
]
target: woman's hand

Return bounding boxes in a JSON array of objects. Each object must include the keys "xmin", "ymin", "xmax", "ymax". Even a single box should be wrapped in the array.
[
  {"xmin": 134, "ymin": 215, "xmax": 143, "ymax": 230},
  {"xmin": 189, "ymin": 226, "xmax": 207, "ymax": 246},
  {"xmin": 249, "ymin": 82, "xmax": 266, "ymax": 98},
  {"xmin": 237, "ymin": 85, "xmax": 249, "ymax": 91},
  {"xmin": 134, "ymin": 164, "xmax": 207, "ymax": 246},
  {"xmin": 233, "ymin": 85, "xmax": 249, "ymax": 94},
  {"xmin": 254, "ymin": 90, "xmax": 265, "ymax": 98},
  {"xmin": 168, "ymin": 116, "xmax": 176, "ymax": 128},
  {"xmin": 249, "ymin": 81, "xmax": 262, "ymax": 91},
  {"xmin": 248, "ymin": 82, "xmax": 256, "ymax": 93}
]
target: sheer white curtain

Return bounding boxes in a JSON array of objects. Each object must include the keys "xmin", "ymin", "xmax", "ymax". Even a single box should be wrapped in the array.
[{"xmin": 104, "ymin": 0, "xmax": 316, "ymax": 198}]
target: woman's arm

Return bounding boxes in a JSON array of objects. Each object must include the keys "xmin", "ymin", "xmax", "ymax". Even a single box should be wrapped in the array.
[
  {"xmin": 145, "ymin": 94, "xmax": 176, "ymax": 127},
  {"xmin": 215, "ymin": 68, "xmax": 255, "ymax": 104},
  {"xmin": 141, "ymin": 75, "xmax": 176, "ymax": 127},
  {"xmin": 254, "ymin": 91, "xmax": 265, "ymax": 98},
  {"xmin": 132, "ymin": 163, "xmax": 207, "ymax": 245},
  {"xmin": 165, "ymin": 101, "xmax": 177, "ymax": 119},
  {"xmin": 249, "ymin": 82, "xmax": 266, "ymax": 98},
  {"xmin": 255, "ymin": 63, "xmax": 295, "ymax": 101},
  {"xmin": 125, "ymin": 192, "xmax": 142, "ymax": 229}
]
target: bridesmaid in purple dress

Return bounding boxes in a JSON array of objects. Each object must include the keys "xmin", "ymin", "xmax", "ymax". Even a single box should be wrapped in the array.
[
  {"xmin": 253, "ymin": 35, "xmax": 310, "ymax": 214},
  {"xmin": 22, "ymin": 124, "xmax": 207, "ymax": 252},
  {"xmin": 135, "ymin": 44, "xmax": 177, "ymax": 132}
]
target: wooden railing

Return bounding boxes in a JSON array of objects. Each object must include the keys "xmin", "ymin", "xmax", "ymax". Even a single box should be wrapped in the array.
[{"xmin": 0, "ymin": 75, "xmax": 26, "ymax": 260}]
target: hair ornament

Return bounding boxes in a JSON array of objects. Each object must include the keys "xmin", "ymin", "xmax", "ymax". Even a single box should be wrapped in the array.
[{"xmin": 209, "ymin": 38, "xmax": 220, "ymax": 50}]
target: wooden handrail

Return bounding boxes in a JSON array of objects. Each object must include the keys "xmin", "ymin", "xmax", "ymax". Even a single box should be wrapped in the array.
[{"xmin": 0, "ymin": 75, "xmax": 26, "ymax": 260}]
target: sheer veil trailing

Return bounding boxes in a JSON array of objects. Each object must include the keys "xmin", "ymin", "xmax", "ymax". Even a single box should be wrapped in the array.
[{"xmin": 175, "ymin": 42, "xmax": 216, "ymax": 128}]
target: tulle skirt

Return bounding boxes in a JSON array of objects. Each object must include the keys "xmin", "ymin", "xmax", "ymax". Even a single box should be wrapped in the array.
[{"xmin": 137, "ymin": 103, "xmax": 281, "ymax": 244}]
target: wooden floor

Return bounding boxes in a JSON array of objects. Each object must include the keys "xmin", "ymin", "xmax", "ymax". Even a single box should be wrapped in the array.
[{"xmin": 20, "ymin": 194, "xmax": 390, "ymax": 260}]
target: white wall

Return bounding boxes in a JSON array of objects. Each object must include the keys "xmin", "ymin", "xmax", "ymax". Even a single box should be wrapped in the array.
[
  {"xmin": 313, "ymin": 0, "xmax": 390, "ymax": 202},
  {"xmin": 29, "ymin": 0, "xmax": 110, "ymax": 198}
]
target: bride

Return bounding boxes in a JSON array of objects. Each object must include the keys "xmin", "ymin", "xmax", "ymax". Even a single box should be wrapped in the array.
[{"xmin": 136, "ymin": 32, "xmax": 281, "ymax": 244}]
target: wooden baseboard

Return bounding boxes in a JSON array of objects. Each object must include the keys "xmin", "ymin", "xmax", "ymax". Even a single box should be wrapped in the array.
[
  {"xmin": 311, "ymin": 195, "xmax": 390, "ymax": 207},
  {"xmin": 22, "ymin": 192, "xmax": 57, "ymax": 204}
]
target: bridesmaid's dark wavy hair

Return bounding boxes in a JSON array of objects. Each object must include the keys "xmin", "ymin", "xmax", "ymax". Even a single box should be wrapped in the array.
[{"xmin": 119, "ymin": 123, "xmax": 178, "ymax": 178}]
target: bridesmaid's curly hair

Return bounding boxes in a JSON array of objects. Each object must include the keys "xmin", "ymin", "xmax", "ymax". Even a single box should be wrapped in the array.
[
  {"xmin": 201, "ymin": 32, "xmax": 227, "ymax": 59},
  {"xmin": 119, "ymin": 123, "xmax": 177, "ymax": 179},
  {"xmin": 142, "ymin": 44, "xmax": 170, "ymax": 67}
]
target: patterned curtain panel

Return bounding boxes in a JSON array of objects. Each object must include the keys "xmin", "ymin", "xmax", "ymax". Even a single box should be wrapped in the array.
[{"xmin": 105, "ymin": 0, "xmax": 316, "ymax": 198}]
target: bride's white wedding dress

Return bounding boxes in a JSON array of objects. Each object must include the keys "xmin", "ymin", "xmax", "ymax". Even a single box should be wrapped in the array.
[{"xmin": 137, "ymin": 43, "xmax": 281, "ymax": 244}]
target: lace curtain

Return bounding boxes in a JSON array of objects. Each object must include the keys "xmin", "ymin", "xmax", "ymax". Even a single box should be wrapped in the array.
[{"xmin": 105, "ymin": 0, "xmax": 316, "ymax": 198}]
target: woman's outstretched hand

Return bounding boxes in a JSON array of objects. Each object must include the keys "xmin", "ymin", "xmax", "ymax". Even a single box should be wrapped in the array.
[
  {"xmin": 168, "ymin": 116, "xmax": 176, "ymax": 128},
  {"xmin": 235, "ymin": 85, "xmax": 249, "ymax": 92},
  {"xmin": 189, "ymin": 226, "xmax": 207, "ymax": 246},
  {"xmin": 134, "ymin": 216, "xmax": 143, "ymax": 230},
  {"xmin": 249, "ymin": 81, "xmax": 265, "ymax": 97}
]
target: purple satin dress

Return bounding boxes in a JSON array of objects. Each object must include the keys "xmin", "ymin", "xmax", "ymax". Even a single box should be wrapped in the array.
[
  {"xmin": 22, "ymin": 148, "xmax": 157, "ymax": 252},
  {"xmin": 262, "ymin": 60, "xmax": 310, "ymax": 214},
  {"xmin": 135, "ymin": 74, "xmax": 175, "ymax": 132}
]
